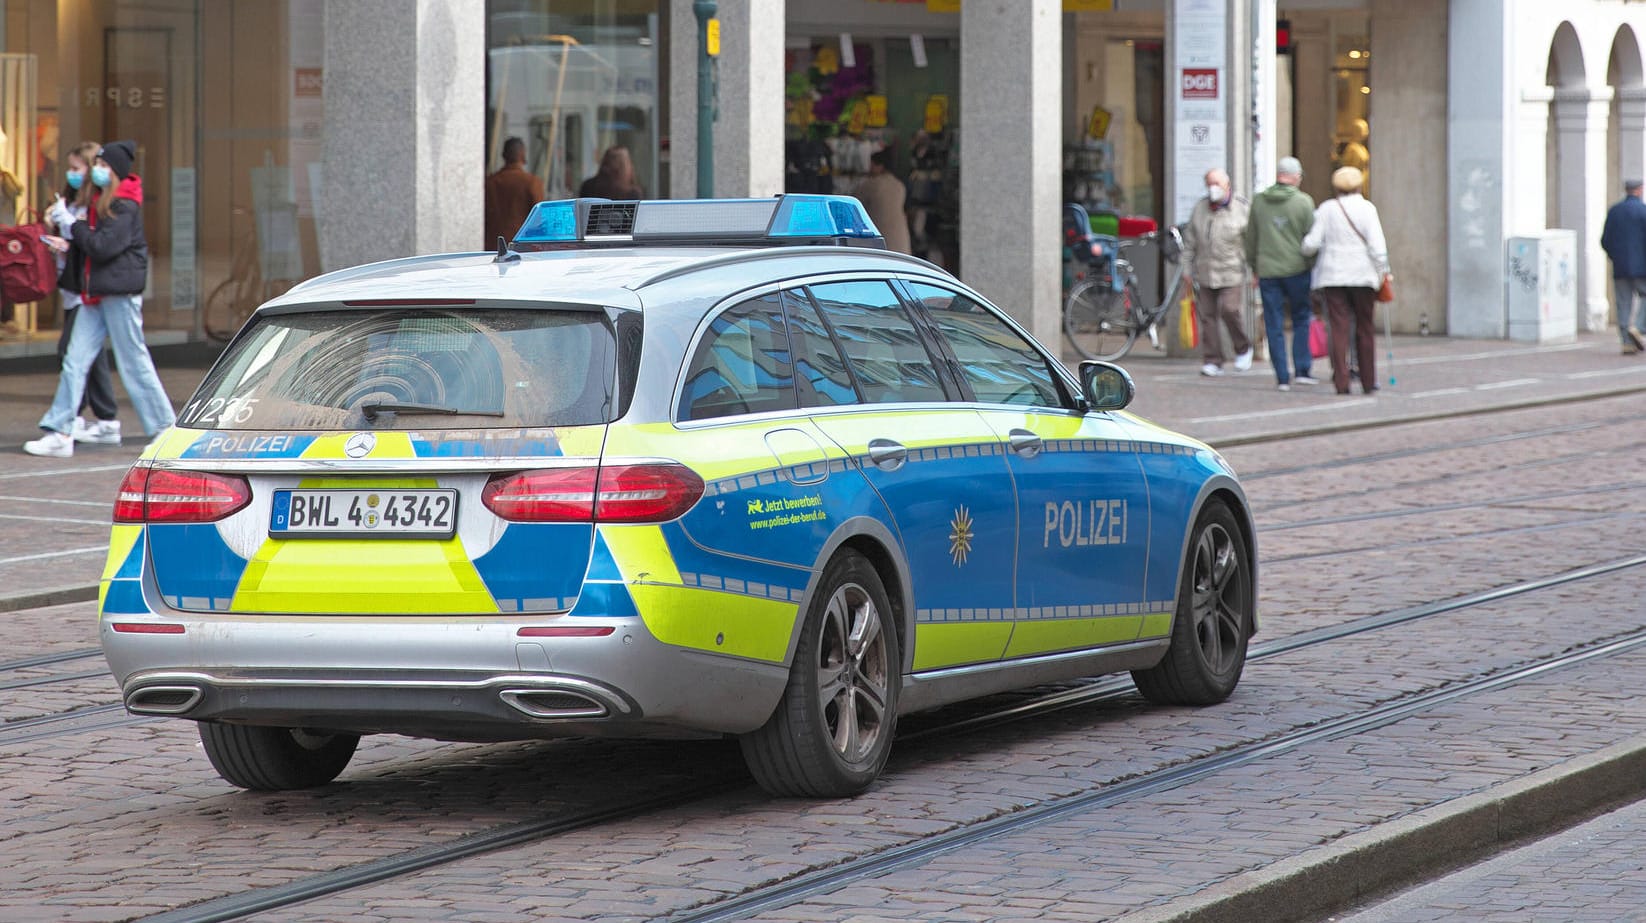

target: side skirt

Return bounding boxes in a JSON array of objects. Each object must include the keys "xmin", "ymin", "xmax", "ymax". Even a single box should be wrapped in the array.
[{"xmin": 897, "ymin": 638, "xmax": 1170, "ymax": 715}]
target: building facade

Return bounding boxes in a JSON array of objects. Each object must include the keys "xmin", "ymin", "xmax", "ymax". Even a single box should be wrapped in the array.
[{"xmin": 0, "ymin": 0, "xmax": 1642, "ymax": 364}]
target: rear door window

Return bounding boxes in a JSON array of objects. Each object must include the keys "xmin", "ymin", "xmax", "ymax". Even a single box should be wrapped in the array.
[
  {"xmin": 180, "ymin": 309, "xmax": 617, "ymax": 430},
  {"xmin": 782, "ymin": 290, "xmax": 859, "ymax": 408},
  {"xmin": 679, "ymin": 293, "xmax": 797, "ymax": 421},
  {"xmin": 805, "ymin": 280, "xmax": 948, "ymax": 404}
]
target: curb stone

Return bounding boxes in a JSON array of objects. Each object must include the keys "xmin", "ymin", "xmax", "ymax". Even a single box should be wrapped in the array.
[
  {"xmin": 0, "ymin": 584, "xmax": 98, "ymax": 612},
  {"xmin": 1112, "ymin": 734, "xmax": 1646, "ymax": 923}
]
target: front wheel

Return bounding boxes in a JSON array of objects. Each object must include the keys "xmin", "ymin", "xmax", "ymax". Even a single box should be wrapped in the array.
[
  {"xmin": 740, "ymin": 550, "xmax": 900, "ymax": 797},
  {"xmin": 1131, "ymin": 500, "xmax": 1252, "ymax": 705},
  {"xmin": 1064, "ymin": 278, "xmax": 1142, "ymax": 361},
  {"xmin": 199, "ymin": 723, "xmax": 360, "ymax": 791}
]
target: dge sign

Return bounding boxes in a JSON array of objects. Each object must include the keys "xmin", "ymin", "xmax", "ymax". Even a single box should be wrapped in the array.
[{"xmin": 1182, "ymin": 68, "xmax": 1219, "ymax": 100}]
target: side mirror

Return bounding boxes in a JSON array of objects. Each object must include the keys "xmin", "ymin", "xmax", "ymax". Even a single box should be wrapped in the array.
[{"xmin": 1079, "ymin": 360, "xmax": 1135, "ymax": 411}]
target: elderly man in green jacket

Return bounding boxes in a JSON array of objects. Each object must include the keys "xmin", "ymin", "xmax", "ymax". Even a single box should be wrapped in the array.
[
  {"xmin": 1183, "ymin": 167, "xmax": 1253, "ymax": 377},
  {"xmin": 1245, "ymin": 156, "xmax": 1318, "ymax": 391}
]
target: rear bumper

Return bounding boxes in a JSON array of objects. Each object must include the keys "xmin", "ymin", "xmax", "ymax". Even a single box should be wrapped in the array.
[{"xmin": 102, "ymin": 614, "xmax": 790, "ymax": 740}]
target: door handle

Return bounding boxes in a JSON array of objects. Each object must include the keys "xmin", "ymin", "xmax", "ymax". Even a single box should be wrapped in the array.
[
  {"xmin": 867, "ymin": 438, "xmax": 908, "ymax": 471},
  {"xmin": 1008, "ymin": 429, "xmax": 1043, "ymax": 458}
]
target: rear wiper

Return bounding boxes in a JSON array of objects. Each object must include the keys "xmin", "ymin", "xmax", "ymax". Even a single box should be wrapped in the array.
[{"xmin": 358, "ymin": 401, "xmax": 504, "ymax": 420}]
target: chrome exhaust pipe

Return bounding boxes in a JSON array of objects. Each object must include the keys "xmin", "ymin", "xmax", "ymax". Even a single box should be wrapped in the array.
[
  {"xmin": 126, "ymin": 685, "xmax": 204, "ymax": 715},
  {"xmin": 498, "ymin": 687, "xmax": 610, "ymax": 719}
]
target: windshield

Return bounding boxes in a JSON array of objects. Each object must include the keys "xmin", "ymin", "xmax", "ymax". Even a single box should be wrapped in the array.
[{"xmin": 180, "ymin": 309, "xmax": 617, "ymax": 430}]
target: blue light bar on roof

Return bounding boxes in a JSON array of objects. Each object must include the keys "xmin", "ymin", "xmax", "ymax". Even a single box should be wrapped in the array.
[{"xmin": 510, "ymin": 195, "xmax": 884, "ymax": 247}]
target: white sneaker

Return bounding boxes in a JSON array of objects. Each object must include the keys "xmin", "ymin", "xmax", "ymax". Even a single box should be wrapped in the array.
[
  {"xmin": 73, "ymin": 419, "xmax": 122, "ymax": 445},
  {"xmin": 23, "ymin": 431, "xmax": 74, "ymax": 458},
  {"xmin": 1200, "ymin": 363, "xmax": 1224, "ymax": 377},
  {"xmin": 1294, "ymin": 375, "xmax": 1320, "ymax": 385},
  {"xmin": 1234, "ymin": 348, "xmax": 1254, "ymax": 372},
  {"xmin": 1277, "ymin": 383, "xmax": 1291, "ymax": 392}
]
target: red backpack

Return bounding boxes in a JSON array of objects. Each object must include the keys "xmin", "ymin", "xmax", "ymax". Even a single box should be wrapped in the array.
[{"xmin": 0, "ymin": 213, "xmax": 58, "ymax": 303}]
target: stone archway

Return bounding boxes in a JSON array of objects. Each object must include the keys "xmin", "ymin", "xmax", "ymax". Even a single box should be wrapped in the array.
[
  {"xmin": 1609, "ymin": 26, "xmax": 1645, "ymax": 190},
  {"xmin": 1546, "ymin": 21, "xmax": 1611, "ymax": 333}
]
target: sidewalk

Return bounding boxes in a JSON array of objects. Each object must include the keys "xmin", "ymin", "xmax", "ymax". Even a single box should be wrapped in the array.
[
  {"xmin": 3, "ymin": 334, "xmax": 1644, "ymax": 450},
  {"xmin": 1081, "ymin": 331, "xmax": 1646, "ymax": 446}
]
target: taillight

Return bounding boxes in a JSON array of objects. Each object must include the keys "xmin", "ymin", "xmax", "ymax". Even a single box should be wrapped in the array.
[
  {"xmin": 483, "ymin": 464, "xmax": 704, "ymax": 523},
  {"xmin": 113, "ymin": 467, "xmax": 252, "ymax": 524}
]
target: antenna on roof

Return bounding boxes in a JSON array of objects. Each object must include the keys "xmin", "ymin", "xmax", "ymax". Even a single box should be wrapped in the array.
[{"xmin": 493, "ymin": 235, "xmax": 519, "ymax": 263}]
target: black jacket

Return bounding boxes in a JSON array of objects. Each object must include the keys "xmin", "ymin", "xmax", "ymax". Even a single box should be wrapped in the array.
[{"xmin": 69, "ymin": 175, "xmax": 148, "ymax": 296}]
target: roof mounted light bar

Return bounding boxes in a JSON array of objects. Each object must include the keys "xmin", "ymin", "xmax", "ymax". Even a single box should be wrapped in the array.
[{"xmin": 510, "ymin": 195, "xmax": 886, "ymax": 251}]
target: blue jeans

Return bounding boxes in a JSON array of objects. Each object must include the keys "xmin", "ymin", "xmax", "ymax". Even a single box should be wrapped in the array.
[
  {"xmin": 39, "ymin": 295, "xmax": 176, "ymax": 437},
  {"xmin": 1617, "ymin": 277, "xmax": 1646, "ymax": 344},
  {"xmin": 1259, "ymin": 271, "xmax": 1314, "ymax": 384}
]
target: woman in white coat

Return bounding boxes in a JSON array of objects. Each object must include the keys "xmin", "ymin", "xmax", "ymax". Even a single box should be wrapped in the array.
[{"xmin": 1301, "ymin": 166, "xmax": 1390, "ymax": 395}]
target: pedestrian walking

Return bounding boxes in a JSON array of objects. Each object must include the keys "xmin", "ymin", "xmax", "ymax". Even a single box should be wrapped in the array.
[
  {"xmin": 1245, "ymin": 155, "xmax": 1318, "ymax": 391},
  {"xmin": 41, "ymin": 140, "xmax": 122, "ymax": 445},
  {"xmin": 1182, "ymin": 167, "xmax": 1253, "ymax": 377},
  {"xmin": 1600, "ymin": 178, "xmax": 1646, "ymax": 355},
  {"xmin": 578, "ymin": 146, "xmax": 645, "ymax": 200},
  {"xmin": 1301, "ymin": 166, "xmax": 1390, "ymax": 395},
  {"xmin": 483, "ymin": 137, "xmax": 546, "ymax": 248},
  {"xmin": 853, "ymin": 149, "xmax": 912, "ymax": 255},
  {"xmin": 26, "ymin": 140, "xmax": 174, "ymax": 458}
]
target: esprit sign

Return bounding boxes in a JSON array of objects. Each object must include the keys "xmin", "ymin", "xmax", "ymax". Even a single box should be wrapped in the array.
[{"xmin": 1181, "ymin": 68, "xmax": 1219, "ymax": 100}]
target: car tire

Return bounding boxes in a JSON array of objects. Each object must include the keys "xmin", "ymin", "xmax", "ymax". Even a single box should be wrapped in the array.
[
  {"xmin": 740, "ymin": 550, "xmax": 900, "ymax": 798},
  {"xmin": 1132, "ymin": 500, "xmax": 1252, "ymax": 706},
  {"xmin": 199, "ymin": 723, "xmax": 360, "ymax": 791}
]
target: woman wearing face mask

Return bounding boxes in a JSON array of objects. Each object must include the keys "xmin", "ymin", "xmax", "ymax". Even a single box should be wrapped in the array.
[
  {"xmin": 1181, "ymin": 166, "xmax": 1254, "ymax": 377},
  {"xmin": 35, "ymin": 141, "xmax": 123, "ymax": 449},
  {"xmin": 26, "ymin": 140, "xmax": 174, "ymax": 458}
]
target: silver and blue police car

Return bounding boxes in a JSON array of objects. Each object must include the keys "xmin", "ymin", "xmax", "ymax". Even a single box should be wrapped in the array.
[{"xmin": 99, "ymin": 196, "xmax": 1256, "ymax": 797}]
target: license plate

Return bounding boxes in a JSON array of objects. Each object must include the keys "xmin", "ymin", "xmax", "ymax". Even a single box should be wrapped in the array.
[{"xmin": 270, "ymin": 489, "xmax": 458, "ymax": 538}]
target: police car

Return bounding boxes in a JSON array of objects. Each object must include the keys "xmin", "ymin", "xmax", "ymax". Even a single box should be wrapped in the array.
[{"xmin": 99, "ymin": 196, "xmax": 1256, "ymax": 797}]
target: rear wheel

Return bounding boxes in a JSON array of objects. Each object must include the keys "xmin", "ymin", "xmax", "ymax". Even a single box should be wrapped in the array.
[
  {"xmin": 1064, "ymin": 278, "xmax": 1141, "ymax": 361},
  {"xmin": 199, "ymin": 723, "xmax": 360, "ymax": 791},
  {"xmin": 1132, "ymin": 500, "xmax": 1252, "ymax": 705},
  {"xmin": 741, "ymin": 550, "xmax": 900, "ymax": 797}
]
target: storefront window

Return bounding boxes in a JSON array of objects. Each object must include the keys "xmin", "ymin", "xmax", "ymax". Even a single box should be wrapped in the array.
[
  {"xmin": 783, "ymin": 35, "xmax": 960, "ymax": 269},
  {"xmin": 1333, "ymin": 31, "xmax": 1370, "ymax": 182},
  {"xmin": 485, "ymin": 1, "xmax": 662, "ymax": 202},
  {"xmin": 1070, "ymin": 38, "xmax": 1163, "ymax": 224},
  {"xmin": 0, "ymin": 0, "xmax": 325, "ymax": 352}
]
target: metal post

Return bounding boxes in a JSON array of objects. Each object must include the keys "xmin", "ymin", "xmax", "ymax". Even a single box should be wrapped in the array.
[{"xmin": 694, "ymin": 0, "xmax": 719, "ymax": 197}]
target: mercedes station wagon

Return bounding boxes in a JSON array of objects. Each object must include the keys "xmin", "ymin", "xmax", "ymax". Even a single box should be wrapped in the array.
[{"xmin": 99, "ymin": 196, "xmax": 1256, "ymax": 797}]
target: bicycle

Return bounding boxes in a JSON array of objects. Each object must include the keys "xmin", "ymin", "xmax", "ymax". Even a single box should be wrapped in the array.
[
  {"xmin": 1062, "ymin": 220, "xmax": 1187, "ymax": 362},
  {"xmin": 203, "ymin": 206, "xmax": 300, "ymax": 343}
]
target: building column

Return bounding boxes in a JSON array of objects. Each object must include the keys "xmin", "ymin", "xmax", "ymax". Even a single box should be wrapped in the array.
[
  {"xmin": 318, "ymin": 0, "xmax": 484, "ymax": 271},
  {"xmin": 1511, "ymin": 88, "xmax": 1551, "ymax": 234},
  {"xmin": 667, "ymin": 0, "xmax": 784, "ymax": 199},
  {"xmin": 1553, "ymin": 88, "xmax": 1613, "ymax": 332},
  {"xmin": 960, "ymin": 0, "xmax": 1061, "ymax": 345},
  {"xmin": 1618, "ymin": 87, "xmax": 1646, "ymax": 188},
  {"xmin": 1446, "ymin": 0, "xmax": 1513, "ymax": 338}
]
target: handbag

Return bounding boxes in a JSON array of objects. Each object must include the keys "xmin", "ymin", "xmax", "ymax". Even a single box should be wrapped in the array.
[
  {"xmin": 1336, "ymin": 198, "xmax": 1393, "ymax": 302},
  {"xmin": 1309, "ymin": 316, "xmax": 1329, "ymax": 358},
  {"xmin": 0, "ymin": 210, "xmax": 58, "ymax": 304}
]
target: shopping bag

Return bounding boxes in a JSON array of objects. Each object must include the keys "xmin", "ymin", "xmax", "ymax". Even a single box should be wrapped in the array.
[
  {"xmin": 1309, "ymin": 317, "xmax": 1329, "ymax": 358},
  {"xmin": 1177, "ymin": 289, "xmax": 1199, "ymax": 350}
]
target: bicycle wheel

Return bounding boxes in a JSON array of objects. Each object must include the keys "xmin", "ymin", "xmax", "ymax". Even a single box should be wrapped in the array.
[
  {"xmin": 202, "ymin": 276, "xmax": 249, "ymax": 344},
  {"xmin": 1064, "ymin": 278, "xmax": 1141, "ymax": 361}
]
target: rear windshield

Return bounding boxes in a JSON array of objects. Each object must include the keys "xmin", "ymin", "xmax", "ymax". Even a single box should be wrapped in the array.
[{"xmin": 180, "ymin": 309, "xmax": 617, "ymax": 430}]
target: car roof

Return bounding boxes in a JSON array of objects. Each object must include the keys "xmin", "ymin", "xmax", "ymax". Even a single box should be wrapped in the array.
[{"xmin": 262, "ymin": 246, "xmax": 949, "ymax": 314}]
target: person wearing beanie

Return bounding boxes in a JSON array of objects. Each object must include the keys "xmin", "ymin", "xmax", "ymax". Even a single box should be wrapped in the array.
[
  {"xmin": 1600, "ymin": 178, "xmax": 1646, "ymax": 355},
  {"xmin": 1301, "ymin": 165, "xmax": 1391, "ymax": 396},
  {"xmin": 26, "ymin": 139, "xmax": 175, "ymax": 458},
  {"xmin": 1246, "ymin": 155, "xmax": 1318, "ymax": 391}
]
